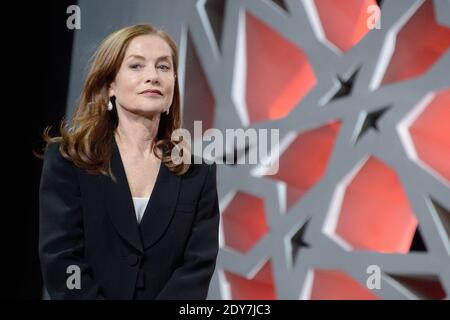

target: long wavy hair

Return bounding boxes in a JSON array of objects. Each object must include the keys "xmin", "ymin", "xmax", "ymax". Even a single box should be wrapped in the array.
[{"xmin": 40, "ymin": 24, "xmax": 190, "ymax": 178}]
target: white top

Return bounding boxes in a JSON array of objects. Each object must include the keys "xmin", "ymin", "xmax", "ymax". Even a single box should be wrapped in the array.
[{"xmin": 132, "ymin": 197, "xmax": 150, "ymax": 224}]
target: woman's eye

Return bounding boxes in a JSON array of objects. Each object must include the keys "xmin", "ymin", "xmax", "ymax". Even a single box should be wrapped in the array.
[
  {"xmin": 158, "ymin": 65, "xmax": 170, "ymax": 71},
  {"xmin": 130, "ymin": 64, "xmax": 143, "ymax": 70}
]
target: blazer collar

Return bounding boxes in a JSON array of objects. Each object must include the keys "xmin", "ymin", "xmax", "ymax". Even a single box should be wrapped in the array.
[{"xmin": 102, "ymin": 137, "xmax": 181, "ymax": 254}]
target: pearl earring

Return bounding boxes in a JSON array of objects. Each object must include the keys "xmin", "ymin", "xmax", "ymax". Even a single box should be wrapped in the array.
[
  {"xmin": 107, "ymin": 100, "xmax": 113, "ymax": 111},
  {"xmin": 166, "ymin": 108, "xmax": 170, "ymax": 115}
]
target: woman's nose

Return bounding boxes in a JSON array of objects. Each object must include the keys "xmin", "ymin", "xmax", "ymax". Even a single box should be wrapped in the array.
[{"xmin": 145, "ymin": 67, "xmax": 160, "ymax": 84}]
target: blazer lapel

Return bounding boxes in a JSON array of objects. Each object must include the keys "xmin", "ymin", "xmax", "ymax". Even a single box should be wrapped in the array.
[
  {"xmin": 139, "ymin": 159, "xmax": 181, "ymax": 250},
  {"xmin": 102, "ymin": 138, "xmax": 144, "ymax": 254}
]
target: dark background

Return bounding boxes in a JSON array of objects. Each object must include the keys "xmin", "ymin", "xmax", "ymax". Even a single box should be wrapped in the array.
[{"xmin": 23, "ymin": 0, "xmax": 76, "ymax": 299}]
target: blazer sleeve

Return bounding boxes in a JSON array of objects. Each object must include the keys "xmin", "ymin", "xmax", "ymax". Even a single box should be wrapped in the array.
[
  {"xmin": 39, "ymin": 143, "xmax": 104, "ymax": 299},
  {"xmin": 156, "ymin": 162, "xmax": 220, "ymax": 299}
]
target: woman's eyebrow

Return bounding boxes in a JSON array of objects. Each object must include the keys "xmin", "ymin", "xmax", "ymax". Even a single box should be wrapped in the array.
[
  {"xmin": 126, "ymin": 54, "xmax": 171, "ymax": 62},
  {"xmin": 156, "ymin": 55, "xmax": 171, "ymax": 63},
  {"xmin": 127, "ymin": 54, "xmax": 146, "ymax": 60}
]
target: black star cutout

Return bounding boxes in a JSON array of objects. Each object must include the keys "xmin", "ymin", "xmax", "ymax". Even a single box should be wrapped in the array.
[
  {"xmin": 410, "ymin": 226, "xmax": 427, "ymax": 252},
  {"xmin": 330, "ymin": 67, "xmax": 360, "ymax": 102},
  {"xmin": 353, "ymin": 106, "xmax": 391, "ymax": 143},
  {"xmin": 385, "ymin": 274, "xmax": 446, "ymax": 299},
  {"xmin": 205, "ymin": 0, "xmax": 226, "ymax": 50},
  {"xmin": 271, "ymin": 0, "xmax": 288, "ymax": 12},
  {"xmin": 291, "ymin": 219, "xmax": 310, "ymax": 264}
]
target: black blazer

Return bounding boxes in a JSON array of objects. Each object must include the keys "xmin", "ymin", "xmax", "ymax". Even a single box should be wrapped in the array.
[{"xmin": 39, "ymin": 139, "xmax": 220, "ymax": 300}]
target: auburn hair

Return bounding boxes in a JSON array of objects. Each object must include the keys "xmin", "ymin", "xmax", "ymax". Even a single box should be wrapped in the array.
[{"xmin": 40, "ymin": 24, "xmax": 190, "ymax": 178}]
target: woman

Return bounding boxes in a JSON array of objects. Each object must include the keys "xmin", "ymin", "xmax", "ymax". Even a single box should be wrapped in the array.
[{"xmin": 39, "ymin": 24, "xmax": 219, "ymax": 300}]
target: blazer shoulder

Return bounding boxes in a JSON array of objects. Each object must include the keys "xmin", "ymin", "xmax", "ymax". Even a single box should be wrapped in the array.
[
  {"xmin": 43, "ymin": 142, "xmax": 63, "ymax": 162},
  {"xmin": 42, "ymin": 142, "xmax": 76, "ymax": 174}
]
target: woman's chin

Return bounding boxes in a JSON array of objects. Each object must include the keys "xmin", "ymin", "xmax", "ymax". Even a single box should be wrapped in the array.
[{"xmin": 136, "ymin": 107, "xmax": 164, "ymax": 117}]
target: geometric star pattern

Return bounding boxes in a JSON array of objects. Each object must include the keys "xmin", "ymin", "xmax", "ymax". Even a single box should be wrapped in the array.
[{"xmin": 68, "ymin": 0, "xmax": 450, "ymax": 299}]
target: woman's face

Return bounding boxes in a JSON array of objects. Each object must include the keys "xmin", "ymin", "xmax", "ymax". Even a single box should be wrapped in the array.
[{"xmin": 109, "ymin": 34, "xmax": 176, "ymax": 116}]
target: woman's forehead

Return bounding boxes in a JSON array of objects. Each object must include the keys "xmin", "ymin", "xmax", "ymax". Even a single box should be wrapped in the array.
[{"xmin": 125, "ymin": 34, "xmax": 172, "ymax": 60}]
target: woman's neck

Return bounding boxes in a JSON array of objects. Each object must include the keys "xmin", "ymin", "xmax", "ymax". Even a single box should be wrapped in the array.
[{"xmin": 114, "ymin": 110, "xmax": 160, "ymax": 159}]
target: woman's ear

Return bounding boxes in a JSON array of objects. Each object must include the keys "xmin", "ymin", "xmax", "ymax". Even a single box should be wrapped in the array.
[{"xmin": 109, "ymin": 83, "xmax": 115, "ymax": 97}]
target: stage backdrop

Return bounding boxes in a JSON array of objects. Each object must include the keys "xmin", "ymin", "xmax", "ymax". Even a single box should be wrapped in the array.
[{"xmin": 66, "ymin": 0, "xmax": 450, "ymax": 299}]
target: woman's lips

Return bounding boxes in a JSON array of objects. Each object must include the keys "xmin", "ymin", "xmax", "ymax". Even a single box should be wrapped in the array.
[{"xmin": 140, "ymin": 91, "xmax": 163, "ymax": 97}]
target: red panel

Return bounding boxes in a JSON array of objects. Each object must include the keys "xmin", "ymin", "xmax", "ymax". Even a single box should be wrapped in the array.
[
  {"xmin": 314, "ymin": 0, "xmax": 377, "ymax": 52},
  {"xmin": 336, "ymin": 157, "xmax": 418, "ymax": 253},
  {"xmin": 270, "ymin": 121, "xmax": 341, "ymax": 210},
  {"xmin": 382, "ymin": 1, "xmax": 450, "ymax": 85},
  {"xmin": 222, "ymin": 192, "xmax": 269, "ymax": 253},
  {"xmin": 410, "ymin": 89, "xmax": 450, "ymax": 182},
  {"xmin": 311, "ymin": 269, "xmax": 379, "ymax": 299},
  {"xmin": 225, "ymin": 261, "xmax": 276, "ymax": 299},
  {"xmin": 246, "ymin": 12, "xmax": 316, "ymax": 123},
  {"xmin": 183, "ymin": 33, "xmax": 215, "ymax": 138}
]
